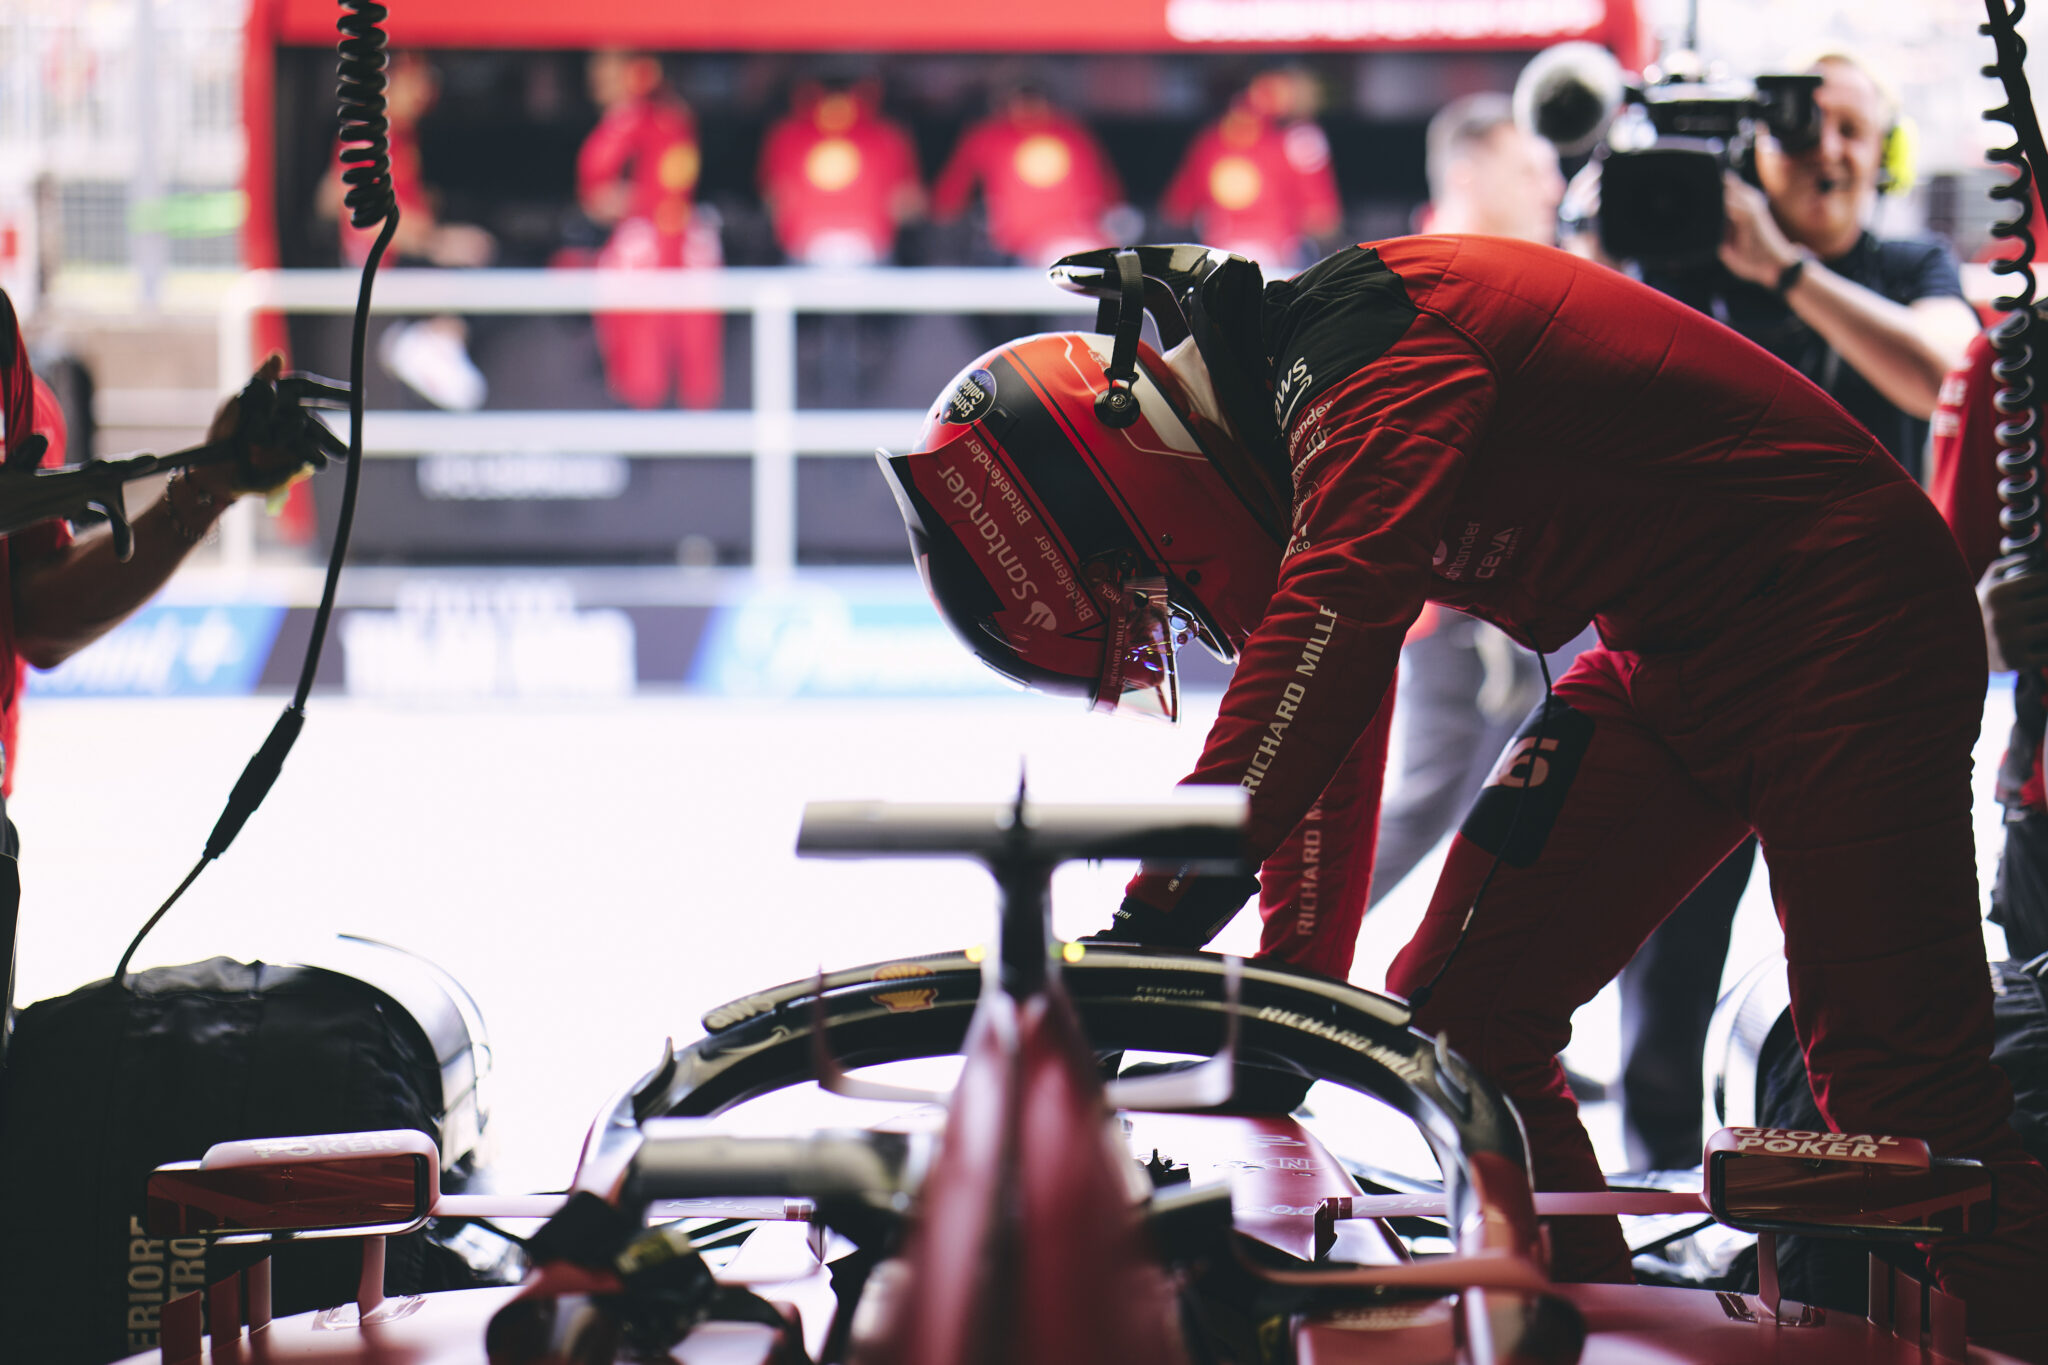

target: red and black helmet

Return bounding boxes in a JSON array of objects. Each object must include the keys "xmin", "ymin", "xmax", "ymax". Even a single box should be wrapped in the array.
[{"xmin": 877, "ymin": 247, "xmax": 1288, "ymax": 722}]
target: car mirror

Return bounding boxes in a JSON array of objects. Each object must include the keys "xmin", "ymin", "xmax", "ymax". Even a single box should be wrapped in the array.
[
  {"xmin": 147, "ymin": 1129, "xmax": 439, "ymax": 1242},
  {"xmin": 1704, "ymin": 1127, "xmax": 1994, "ymax": 1240}
]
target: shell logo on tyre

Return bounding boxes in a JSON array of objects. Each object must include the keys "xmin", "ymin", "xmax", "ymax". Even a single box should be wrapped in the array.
[{"xmin": 873, "ymin": 962, "xmax": 939, "ymax": 1013}]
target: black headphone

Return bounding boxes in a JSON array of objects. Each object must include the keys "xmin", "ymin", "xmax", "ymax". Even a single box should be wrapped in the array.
[{"xmin": 1093, "ymin": 250, "xmax": 1145, "ymax": 429}]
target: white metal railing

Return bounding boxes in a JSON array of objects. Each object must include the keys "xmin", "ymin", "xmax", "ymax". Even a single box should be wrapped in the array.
[{"xmin": 218, "ymin": 267, "xmax": 1089, "ymax": 580}]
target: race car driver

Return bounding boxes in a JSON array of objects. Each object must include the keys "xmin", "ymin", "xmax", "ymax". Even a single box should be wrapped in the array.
[{"xmin": 878, "ymin": 235, "xmax": 2048, "ymax": 1352}]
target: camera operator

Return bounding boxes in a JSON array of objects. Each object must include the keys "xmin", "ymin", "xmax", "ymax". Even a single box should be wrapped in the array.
[{"xmin": 1633, "ymin": 54, "xmax": 1978, "ymax": 479}]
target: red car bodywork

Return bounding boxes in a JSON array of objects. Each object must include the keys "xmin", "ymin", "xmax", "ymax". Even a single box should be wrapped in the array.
[
  {"xmin": 122, "ymin": 796, "xmax": 2020, "ymax": 1365},
  {"xmin": 122, "ymin": 956, "xmax": 2023, "ymax": 1365}
]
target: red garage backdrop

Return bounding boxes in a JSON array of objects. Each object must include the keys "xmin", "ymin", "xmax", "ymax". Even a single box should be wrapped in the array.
[
  {"xmin": 239, "ymin": 0, "xmax": 1648, "ymax": 277},
  {"xmin": 258, "ymin": 0, "xmax": 1646, "ymax": 56},
  {"xmin": 237, "ymin": 0, "xmax": 1645, "ymax": 539}
]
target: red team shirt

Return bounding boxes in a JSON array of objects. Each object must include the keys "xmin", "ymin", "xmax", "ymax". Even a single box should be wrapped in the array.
[
  {"xmin": 578, "ymin": 92, "xmax": 701, "ymax": 245},
  {"xmin": 932, "ymin": 105, "xmax": 1121, "ymax": 265},
  {"xmin": 1160, "ymin": 107, "xmax": 1341, "ymax": 268},
  {"xmin": 574, "ymin": 90, "xmax": 724, "ymax": 411},
  {"xmin": 758, "ymin": 89, "xmax": 922, "ymax": 266},
  {"xmin": 1929, "ymin": 331, "xmax": 2008, "ymax": 587}
]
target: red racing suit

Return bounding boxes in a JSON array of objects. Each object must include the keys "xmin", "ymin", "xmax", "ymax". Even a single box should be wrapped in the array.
[
  {"xmin": 1159, "ymin": 107, "xmax": 1340, "ymax": 271},
  {"xmin": 932, "ymin": 105, "xmax": 1121, "ymax": 265},
  {"xmin": 1141, "ymin": 236, "xmax": 2048, "ymax": 1337},
  {"xmin": 577, "ymin": 92, "xmax": 723, "ymax": 411}
]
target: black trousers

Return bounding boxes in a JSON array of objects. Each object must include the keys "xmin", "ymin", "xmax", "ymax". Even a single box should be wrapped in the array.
[
  {"xmin": 1995, "ymin": 810, "xmax": 2048, "ymax": 965},
  {"xmin": 1372, "ymin": 613, "xmax": 1560, "ymax": 905},
  {"xmin": 1615, "ymin": 835, "xmax": 1756, "ymax": 1171}
]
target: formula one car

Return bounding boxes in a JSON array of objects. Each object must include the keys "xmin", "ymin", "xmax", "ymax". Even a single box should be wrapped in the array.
[{"xmin": 127, "ymin": 794, "xmax": 2014, "ymax": 1365}]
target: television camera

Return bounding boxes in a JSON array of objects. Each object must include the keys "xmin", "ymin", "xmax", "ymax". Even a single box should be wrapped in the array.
[{"xmin": 1515, "ymin": 41, "xmax": 1823, "ymax": 266}]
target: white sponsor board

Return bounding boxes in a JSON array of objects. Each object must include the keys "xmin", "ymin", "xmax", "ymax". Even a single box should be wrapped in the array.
[{"xmin": 341, "ymin": 579, "xmax": 636, "ymax": 699}]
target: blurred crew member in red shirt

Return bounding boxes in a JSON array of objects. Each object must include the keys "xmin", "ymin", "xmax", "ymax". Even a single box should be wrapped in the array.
[
  {"xmin": 577, "ymin": 50, "xmax": 723, "ymax": 411},
  {"xmin": 324, "ymin": 52, "xmax": 493, "ymax": 413},
  {"xmin": 1159, "ymin": 68, "xmax": 1341, "ymax": 271},
  {"xmin": 933, "ymin": 84, "xmax": 1126, "ymax": 267},
  {"xmin": 758, "ymin": 80, "xmax": 924, "ymax": 267}
]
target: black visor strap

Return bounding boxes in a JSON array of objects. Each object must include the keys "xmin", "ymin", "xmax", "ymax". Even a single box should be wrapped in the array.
[
  {"xmin": 1106, "ymin": 249, "xmax": 1144, "ymax": 388},
  {"xmin": 1093, "ymin": 249, "xmax": 1147, "ymax": 428}
]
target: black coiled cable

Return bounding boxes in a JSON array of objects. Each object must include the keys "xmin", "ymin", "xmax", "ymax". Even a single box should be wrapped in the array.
[
  {"xmin": 336, "ymin": 0, "xmax": 396, "ymax": 232},
  {"xmin": 1983, "ymin": 0, "xmax": 2048, "ymax": 566},
  {"xmin": 299, "ymin": 0, "xmax": 397, "ymax": 706},
  {"xmin": 110, "ymin": 1, "xmax": 401, "ymax": 985}
]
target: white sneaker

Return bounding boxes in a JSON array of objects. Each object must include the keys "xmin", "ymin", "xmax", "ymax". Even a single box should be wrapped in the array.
[{"xmin": 380, "ymin": 318, "xmax": 487, "ymax": 411}]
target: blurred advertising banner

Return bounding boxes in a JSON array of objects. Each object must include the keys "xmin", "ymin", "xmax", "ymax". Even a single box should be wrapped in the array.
[
  {"xmin": 23, "ymin": 579, "xmax": 1062, "ymax": 700},
  {"xmin": 260, "ymin": 0, "xmax": 1641, "ymax": 55},
  {"xmin": 687, "ymin": 589, "xmax": 1009, "ymax": 699},
  {"xmin": 337, "ymin": 581, "xmax": 640, "ymax": 700},
  {"xmin": 28, "ymin": 606, "xmax": 286, "ymax": 699}
]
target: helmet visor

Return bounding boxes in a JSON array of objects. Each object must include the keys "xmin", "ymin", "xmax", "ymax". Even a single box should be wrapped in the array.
[{"xmin": 1090, "ymin": 567, "xmax": 1180, "ymax": 723}]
